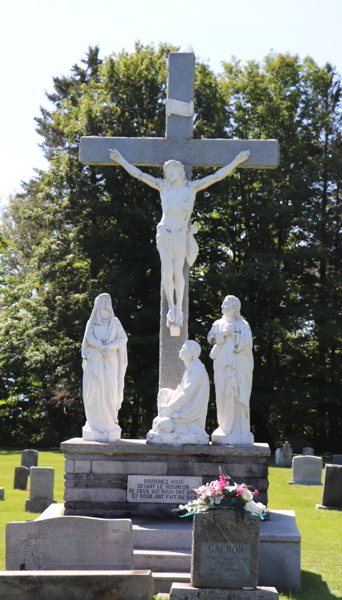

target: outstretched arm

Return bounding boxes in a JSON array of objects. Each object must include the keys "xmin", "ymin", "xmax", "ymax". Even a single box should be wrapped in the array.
[
  {"xmin": 109, "ymin": 149, "xmax": 162, "ymax": 191},
  {"xmin": 192, "ymin": 150, "xmax": 250, "ymax": 192}
]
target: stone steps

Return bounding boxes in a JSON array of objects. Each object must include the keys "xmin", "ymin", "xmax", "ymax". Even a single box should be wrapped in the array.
[{"xmin": 134, "ymin": 549, "xmax": 191, "ymax": 572}]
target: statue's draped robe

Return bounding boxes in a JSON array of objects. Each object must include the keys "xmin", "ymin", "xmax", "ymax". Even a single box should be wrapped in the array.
[
  {"xmin": 155, "ymin": 358, "xmax": 209, "ymax": 434},
  {"xmin": 209, "ymin": 317, "xmax": 253, "ymax": 435},
  {"xmin": 82, "ymin": 316, "xmax": 128, "ymax": 433}
]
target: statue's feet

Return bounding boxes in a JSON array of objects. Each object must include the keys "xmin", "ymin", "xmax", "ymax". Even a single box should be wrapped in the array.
[
  {"xmin": 175, "ymin": 307, "xmax": 183, "ymax": 327},
  {"xmin": 167, "ymin": 307, "xmax": 176, "ymax": 327}
]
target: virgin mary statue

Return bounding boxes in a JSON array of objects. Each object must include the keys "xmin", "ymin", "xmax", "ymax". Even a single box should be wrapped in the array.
[{"xmin": 81, "ymin": 293, "xmax": 128, "ymax": 441}]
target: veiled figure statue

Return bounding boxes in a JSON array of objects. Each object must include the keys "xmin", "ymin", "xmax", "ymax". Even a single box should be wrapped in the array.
[
  {"xmin": 208, "ymin": 295, "xmax": 254, "ymax": 445},
  {"xmin": 147, "ymin": 340, "xmax": 209, "ymax": 445},
  {"xmin": 81, "ymin": 293, "xmax": 128, "ymax": 442}
]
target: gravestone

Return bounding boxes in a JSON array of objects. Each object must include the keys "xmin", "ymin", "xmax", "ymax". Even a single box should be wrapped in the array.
[
  {"xmin": 13, "ymin": 466, "xmax": 29, "ymax": 490},
  {"xmin": 288, "ymin": 456, "xmax": 322, "ymax": 485},
  {"xmin": 332, "ymin": 454, "xmax": 342, "ymax": 465},
  {"xmin": 302, "ymin": 447, "xmax": 314, "ymax": 456},
  {"xmin": 80, "ymin": 51, "xmax": 279, "ymax": 392},
  {"xmin": 317, "ymin": 464, "xmax": 342, "ymax": 510},
  {"xmin": 275, "ymin": 448, "xmax": 280, "ymax": 464},
  {"xmin": 20, "ymin": 449, "xmax": 39, "ymax": 471},
  {"xmin": 0, "ymin": 488, "xmax": 4, "ymax": 500},
  {"xmin": 279, "ymin": 442, "xmax": 292, "ymax": 468},
  {"xmin": 191, "ymin": 509, "xmax": 260, "ymax": 589},
  {"xmin": 25, "ymin": 466, "xmax": 54, "ymax": 513},
  {"xmin": 6, "ymin": 516, "xmax": 133, "ymax": 570}
]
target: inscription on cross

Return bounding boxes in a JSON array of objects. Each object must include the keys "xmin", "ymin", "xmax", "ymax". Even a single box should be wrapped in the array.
[{"xmin": 80, "ymin": 52, "xmax": 279, "ymax": 390}]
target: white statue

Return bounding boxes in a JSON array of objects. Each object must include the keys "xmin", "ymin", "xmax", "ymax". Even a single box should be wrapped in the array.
[
  {"xmin": 81, "ymin": 293, "xmax": 128, "ymax": 442},
  {"xmin": 109, "ymin": 149, "xmax": 250, "ymax": 335},
  {"xmin": 208, "ymin": 295, "xmax": 254, "ymax": 445},
  {"xmin": 147, "ymin": 340, "xmax": 209, "ymax": 445}
]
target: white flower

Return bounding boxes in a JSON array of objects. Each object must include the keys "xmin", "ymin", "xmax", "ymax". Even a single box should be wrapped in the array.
[
  {"xmin": 245, "ymin": 500, "xmax": 258, "ymax": 514},
  {"xmin": 240, "ymin": 488, "xmax": 253, "ymax": 502}
]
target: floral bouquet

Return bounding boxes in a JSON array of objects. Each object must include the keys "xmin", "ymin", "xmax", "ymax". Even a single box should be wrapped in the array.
[{"xmin": 173, "ymin": 470, "xmax": 269, "ymax": 520}]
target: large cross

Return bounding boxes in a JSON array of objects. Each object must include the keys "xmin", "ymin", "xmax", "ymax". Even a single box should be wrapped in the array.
[{"xmin": 79, "ymin": 52, "xmax": 279, "ymax": 391}]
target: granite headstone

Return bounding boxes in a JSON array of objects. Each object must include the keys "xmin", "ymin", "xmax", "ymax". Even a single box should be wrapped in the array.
[
  {"xmin": 0, "ymin": 488, "xmax": 4, "ymax": 500},
  {"xmin": 191, "ymin": 509, "xmax": 260, "ymax": 589},
  {"xmin": 13, "ymin": 466, "xmax": 29, "ymax": 490},
  {"xmin": 20, "ymin": 449, "xmax": 39, "ymax": 471},
  {"xmin": 279, "ymin": 442, "xmax": 292, "ymax": 468},
  {"xmin": 302, "ymin": 447, "xmax": 314, "ymax": 456},
  {"xmin": 275, "ymin": 449, "xmax": 280, "ymax": 464},
  {"xmin": 332, "ymin": 455, "xmax": 342, "ymax": 465},
  {"xmin": 25, "ymin": 466, "xmax": 54, "ymax": 513},
  {"xmin": 6, "ymin": 516, "xmax": 133, "ymax": 570},
  {"xmin": 320, "ymin": 464, "xmax": 342, "ymax": 509},
  {"xmin": 288, "ymin": 456, "xmax": 322, "ymax": 485}
]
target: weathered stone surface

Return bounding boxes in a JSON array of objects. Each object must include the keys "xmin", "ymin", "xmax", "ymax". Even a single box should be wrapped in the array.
[
  {"xmin": 279, "ymin": 443, "xmax": 292, "ymax": 468},
  {"xmin": 93, "ymin": 460, "xmax": 167, "ymax": 475},
  {"xmin": 191, "ymin": 510, "xmax": 260, "ymax": 589},
  {"xmin": 171, "ymin": 583, "xmax": 279, "ymax": 600},
  {"xmin": 13, "ymin": 466, "xmax": 29, "ymax": 490},
  {"xmin": 332, "ymin": 454, "xmax": 342, "ymax": 465},
  {"xmin": 25, "ymin": 499, "xmax": 52, "ymax": 513},
  {"xmin": 127, "ymin": 475, "xmax": 201, "ymax": 503},
  {"xmin": 288, "ymin": 456, "xmax": 322, "ymax": 485},
  {"xmin": 29, "ymin": 467, "xmax": 54, "ymax": 500},
  {"xmin": 194, "ymin": 463, "xmax": 266, "ymax": 478},
  {"xmin": 64, "ymin": 488, "xmax": 126, "ymax": 502},
  {"xmin": 0, "ymin": 488, "xmax": 4, "ymax": 500},
  {"xmin": 302, "ymin": 447, "xmax": 314, "ymax": 456},
  {"xmin": 6, "ymin": 516, "xmax": 133, "ymax": 570},
  {"xmin": 20, "ymin": 449, "xmax": 39, "ymax": 470},
  {"xmin": 0, "ymin": 570, "xmax": 153, "ymax": 600},
  {"xmin": 75, "ymin": 460, "xmax": 91, "ymax": 473},
  {"xmin": 321, "ymin": 464, "xmax": 342, "ymax": 508}
]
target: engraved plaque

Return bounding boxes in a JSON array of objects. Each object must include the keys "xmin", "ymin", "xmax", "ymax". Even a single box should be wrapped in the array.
[
  {"xmin": 191, "ymin": 509, "xmax": 260, "ymax": 589},
  {"xmin": 127, "ymin": 475, "xmax": 202, "ymax": 503}
]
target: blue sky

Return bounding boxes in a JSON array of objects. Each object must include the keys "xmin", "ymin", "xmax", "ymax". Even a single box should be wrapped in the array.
[{"xmin": 1, "ymin": 0, "xmax": 342, "ymax": 204}]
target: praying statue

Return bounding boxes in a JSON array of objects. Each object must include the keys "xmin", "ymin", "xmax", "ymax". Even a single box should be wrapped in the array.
[
  {"xmin": 208, "ymin": 295, "xmax": 254, "ymax": 445},
  {"xmin": 147, "ymin": 340, "xmax": 210, "ymax": 445},
  {"xmin": 109, "ymin": 149, "xmax": 250, "ymax": 334},
  {"xmin": 81, "ymin": 293, "xmax": 128, "ymax": 442}
]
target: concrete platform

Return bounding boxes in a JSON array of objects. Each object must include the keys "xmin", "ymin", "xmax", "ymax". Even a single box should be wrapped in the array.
[{"xmin": 171, "ymin": 582, "xmax": 279, "ymax": 600}]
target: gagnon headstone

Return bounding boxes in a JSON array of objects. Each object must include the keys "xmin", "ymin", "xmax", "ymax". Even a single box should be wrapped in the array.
[
  {"xmin": 20, "ymin": 449, "xmax": 39, "ymax": 471},
  {"xmin": 288, "ymin": 456, "xmax": 322, "ymax": 485},
  {"xmin": 320, "ymin": 464, "xmax": 342, "ymax": 509},
  {"xmin": 13, "ymin": 466, "xmax": 29, "ymax": 490},
  {"xmin": 191, "ymin": 509, "xmax": 260, "ymax": 589},
  {"xmin": 6, "ymin": 517, "xmax": 133, "ymax": 570},
  {"xmin": 25, "ymin": 467, "xmax": 54, "ymax": 513}
]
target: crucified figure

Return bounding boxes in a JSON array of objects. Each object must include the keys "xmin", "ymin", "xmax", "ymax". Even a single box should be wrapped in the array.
[{"xmin": 109, "ymin": 149, "xmax": 250, "ymax": 333}]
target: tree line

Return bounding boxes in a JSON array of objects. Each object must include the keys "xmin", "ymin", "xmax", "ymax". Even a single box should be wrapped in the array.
[{"xmin": 0, "ymin": 43, "xmax": 341, "ymax": 452}]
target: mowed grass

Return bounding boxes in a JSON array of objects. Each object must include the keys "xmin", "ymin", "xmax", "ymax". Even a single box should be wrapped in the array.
[{"xmin": 0, "ymin": 449, "xmax": 341, "ymax": 599}]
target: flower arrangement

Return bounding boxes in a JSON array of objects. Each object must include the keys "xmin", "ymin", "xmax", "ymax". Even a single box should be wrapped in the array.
[{"xmin": 173, "ymin": 470, "xmax": 269, "ymax": 520}]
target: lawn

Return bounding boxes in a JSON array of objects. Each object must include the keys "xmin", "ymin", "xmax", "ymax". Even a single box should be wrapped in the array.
[{"xmin": 0, "ymin": 449, "xmax": 341, "ymax": 599}]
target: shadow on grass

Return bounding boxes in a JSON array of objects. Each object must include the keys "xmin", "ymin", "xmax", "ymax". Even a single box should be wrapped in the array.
[{"xmin": 282, "ymin": 570, "xmax": 342, "ymax": 600}]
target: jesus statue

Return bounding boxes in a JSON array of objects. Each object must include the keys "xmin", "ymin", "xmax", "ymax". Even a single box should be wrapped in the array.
[{"xmin": 109, "ymin": 148, "xmax": 250, "ymax": 334}]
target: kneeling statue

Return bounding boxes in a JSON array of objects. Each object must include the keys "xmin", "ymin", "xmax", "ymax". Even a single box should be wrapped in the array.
[{"xmin": 147, "ymin": 340, "xmax": 209, "ymax": 445}]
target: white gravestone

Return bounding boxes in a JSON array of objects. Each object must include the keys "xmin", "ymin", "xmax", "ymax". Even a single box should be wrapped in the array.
[
  {"xmin": 279, "ymin": 442, "xmax": 292, "ymax": 467},
  {"xmin": 6, "ymin": 516, "xmax": 133, "ymax": 570},
  {"xmin": 208, "ymin": 295, "xmax": 254, "ymax": 445},
  {"xmin": 288, "ymin": 456, "xmax": 323, "ymax": 485},
  {"xmin": 146, "ymin": 340, "xmax": 209, "ymax": 445},
  {"xmin": 25, "ymin": 467, "xmax": 54, "ymax": 513},
  {"xmin": 79, "ymin": 51, "xmax": 279, "ymax": 391},
  {"xmin": 303, "ymin": 447, "xmax": 314, "ymax": 456},
  {"xmin": 275, "ymin": 448, "xmax": 280, "ymax": 464},
  {"xmin": 127, "ymin": 475, "xmax": 201, "ymax": 503},
  {"xmin": 81, "ymin": 293, "xmax": 128, "ymax": 442}
]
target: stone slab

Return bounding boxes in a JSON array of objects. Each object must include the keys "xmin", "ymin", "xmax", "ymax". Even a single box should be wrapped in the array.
[
  {"xmin": 321, "ymin": 464, "xmax": 342, "ymax": 508},
  {"xmin": 61, "ymin": 438, "xmax": 271, "ymax": 457},
  {"xmin": 288, "ymin": 455, "xmax": 322, "ymax": 485},
  {"xmin": 332, "ymin": 454, "xmax": 342, "ymax": 465},
  {"xmin": 92, "ymin": 460, "xmax": 167, "ymax": 475},
  {"xmin": 127, "ymin": 475, "xmax": 201, "ymax": 503},
  {"xmin": 0, "ymin": 570, "xmax": 153, "ymax": 600},
  {"xmin": 0, "ymin": 488, "xmax": 4, "ymax": 500},
  {"xmin": 13, "ymin": 466, "xmax": 29, "ymax": 490},
  {"xmin": 80, "ymin": 137, "xmax": 280, "ymax": 169},
  {"xmin": 6, "ymin": 516, "xmax": 133, "ymax": 570},
  {"xmin": 21, "ymin": 449, "xmax": 39, "ymax": 470},
  {"xmin": 64, "ymin": 488, "xmax": 126, "ymax": 502},
  {"xmin": 171, "ymin": 583, "xmax": 279, "ymax": 600},
  {"xmin": 191, "ymin": 510, "xmax": 259, "ymax": 589},
  {"xmin": 30, "ymin": 467, "xmax": 54, "ymax": 501}
]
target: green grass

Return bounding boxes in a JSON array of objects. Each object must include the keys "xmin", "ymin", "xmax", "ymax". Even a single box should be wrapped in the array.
[{"xmin": 1, "ymin": 449, "xmax": 341, "ymax": 599}]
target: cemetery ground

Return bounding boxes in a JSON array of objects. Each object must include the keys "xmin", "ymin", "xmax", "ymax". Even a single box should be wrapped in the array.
[{"xmin": 0, "ymin": 449, "xmax": 341, "ymax": 599}]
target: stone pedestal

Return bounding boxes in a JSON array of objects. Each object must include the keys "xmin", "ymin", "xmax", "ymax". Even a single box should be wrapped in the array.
[
  {"xmin": 171, "ymin": 583, "xmax": 279, "ymax": 600},
  {"xmin": 61, "ymin": 438, "xmax": 270, "ymax": 519},
  {"xmin": 82, "ymin": 424, "xmax": 121, "ymax": 442},
  {"xmin": 212, "ymin": 431, "xmax": 254, "ymax": 446}
]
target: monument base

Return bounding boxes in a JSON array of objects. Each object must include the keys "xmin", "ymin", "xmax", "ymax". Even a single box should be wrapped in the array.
[
  {"xmin": 316, "ymin": 503, "xmax": 342, "ymax": 511},
  {"xmin": 212, "ymin": 430, "xmax": 254, "ymax": 446},
  {"xmin": 171, "ymin": 583, "xmax": 279, "ymax": 600},
  {"xmin": 82, "ymin": 424, "xmax": 121, "ymax": 442},
  {"xmin": 61, "ymin": 438, "xmax": 270, "ymax": 518},
  {"xmin": 24, "ymin": 498, "xmax": 52, "ymax": 513},
  {"xmin": 146, "ymin": 430, "xmax": 209, "ymax": 445}
]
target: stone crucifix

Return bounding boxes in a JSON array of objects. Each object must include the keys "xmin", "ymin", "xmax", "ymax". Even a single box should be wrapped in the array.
[{"xmin": 79, "ymin": 52, "xmax": 279, "ymax": 390}]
